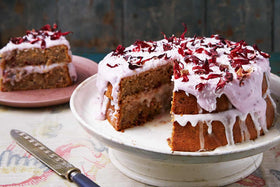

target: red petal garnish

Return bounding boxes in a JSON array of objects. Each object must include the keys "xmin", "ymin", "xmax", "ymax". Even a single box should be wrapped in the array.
[
  {"xmin": 173, "ymin": 61, "xmax": 182, "ymax": 79},
  {"xmin": 157, "ymin": 53, "xmax": 166, "ymax": 59},
  {"xmin": 225, "ymin": 72, "xmax": 233, "ymax": 82},
  {"xmin": 10, "ymin": 37, "xmax": 24, "ymax": 44},
  {"xmin": 135, "ymin": 56, "xmax": 143, "ymax": 65},
  {"xmin": 128, "ymin": 62, "xmax": 141, "ymax": 70},
  {"xmin": 61, "ymin": 31, "xmax": 72, "ymax": 36},
  {"xmin": 50, "ymin": 30, "xmax": 71, "ymax": 40},
  {"xmin": 132, "ymin": 46, "xmax": 140, "ymax": 52},
  {"xmin": 180, "ymin": 23, "xmax": 187, "ymax": 39},
  {"xmin": 195, "ymin": 48, "xmax": 204, "ymax": 53},
  {"xmin": 225, "ymin": 39, "xmax": 233, "ymax": 47},
  {"xmin": 163, "ymin": 43, "xmax": 172, "ymax": 51},
  {"xmin": 182, "ymin": 74, "xmax": 189, "ymax": 82},
  {"xmin": 201, "ymin": 74, "xmax": 221, "ymax": 80},
  {"xmin": 216, "ymin": 78, "xmax": 226, "ymax": 91},
  {"xmin": 41, "ymin": 40, "xmax": 46, "ymax": 49},
  {"xmin": 52, "ymin": 23, "xmax": 58, "ymax": 30},
  {"xmin": 10, "ymin": 24, "xmax": 71, "ymax": 49},
  {"xmin": 219, "ymin": 64, "xmax": 229, "ymax": 71},
  {"xmin": 185, "ymin": 48, "xmax": 193, "ymax": 55},
  {"xmin": 107, "ymin": 64, "xmax": 119, "ymax": 68},
  {"xmin": 148, "ymin": 43, "xmax": 157, "ymax": 53},
  {"xmin": 30, "ymin": 38, "xmax": 40, "ymax": 44},
  {"xmin": 195, "ymin": 83, "xmax": 205, "ymax": 91},
  {"xmin": 191, "ymin": 34, "xmax": 197, "ymax": 46},
  {"xmin": 178, "ymin": 48, "xmax": 185, "ymax": 56},
  {"xmin": 192, "ymin": 59, "xmax": 212, "ymax": 75},
  {"xmin": 201, "ymin": 59, "xmax": 212, "ymax": 74},
  {"xmin": 134, "ymin": 40, "xmax": 151, "ymax": 48},
  {"xmin": 208, "ymin": 56, "xmax": 217, "ymax": 64},
  {"xmin": 112, "ymin": 45, "xmax": 125, "ymax": 56},
  {"xmin": 253, "ymin": 44, "xmax": 270, "ymax": 58},
  {"xmin": 189, "ymin": 56, "xmax": 202, "ymax": 64},
  {"xmin": 40, "ymin": 24, "xmax": 52, "ymax": 31}
]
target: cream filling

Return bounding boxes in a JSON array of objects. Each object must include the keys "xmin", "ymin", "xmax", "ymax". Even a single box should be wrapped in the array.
[
  {"xmin": 97, "ymin": 84, "xmax": 173, "ymax": 121},
  {"xmin": 2, "ymin": 62, "xmax": 77, "ymax": 84}
]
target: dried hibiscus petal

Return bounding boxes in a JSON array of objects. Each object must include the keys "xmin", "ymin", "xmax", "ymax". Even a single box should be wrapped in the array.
[
  {"xmin": 128, "ymin": 62, "xmax": 141, "ymax": 70},
  {"xmin": 195, "ymin": 83, "xmax": 205, "ymax": 91},
  {"xmin": 112, "ymin": 45, "xmax": 125, "ymax": 56},
  {"xmin": 180, "ymin": 23, "xmax": 187, "ymax": 39},
  {"xmin": 216, "ymin": 78, "xmax": 226, "ymax": 91},
  {"xmin": 225, "ymin": 72, "xmax": 233, "ymax": 82},
  {"xmin": 52, "ymin": 23, "xmax": 58, "ymax": 31},
  {"xmin": 253, "ymin": 44, "xmax": 270, "ymax": 58},
  {"xmin": 10, "ymin": 37, "xmax": 24, "ymax": 44},
  {"xmin": 30, "ymin": 38, "xmax": 40, "ymax": 44},
  {"xmin": 173, "ymin": 61, "xmax": 182, "ymax": 79},
  {"xmin": 201, "ymin": 59, "xmax": 212, "ymax": 74},
  {"xmin": 107, "ymin": 64, "xmax": 119, "ymax": 68},
  {"xmin": 132, "ymin": 46, "xmax": 141, "ymax": 52},
  {"xmin": 201, "ymin": 73, "xmax": 221, "ymax": 80},
  {"xmin": 41, "ymin": 40, "xmax": 46, "ymax": 49},
  {"xmin": 134, "ymin": 40, "xmax": 151, "ymax": 48},
  {"xmin": 163, "ymin": 43, "xmax": 172, "ymax": 51},
  {"xmin": 195, "ymin": 48, "xmax": 204, "ymax": 53},
  {"xmin": 50, "ymin": 30, "xmax": 71, "ymax": 40},
  {"xmin": 178, "ymin": 48, "xmax": 185, "ymax": 56},
  {"xmin": 40, "ymin": 24, "xmax": 52, "ymax": 31},
  {"xmin": 148, "ymin": 44, "xmax": 157, "ymax": 53},
  {"xmin": 182, "ymin": 73, "xmax": 189, "ymax": 82}
]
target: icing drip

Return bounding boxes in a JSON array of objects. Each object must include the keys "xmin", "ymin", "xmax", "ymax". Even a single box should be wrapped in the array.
[
  {"xmin": 199, "ymin": 122, "xmax": 205, "ymax": 151},
  {"xmin": 173, "ymin": 104, "xmax": 270, "ymax": 146}
]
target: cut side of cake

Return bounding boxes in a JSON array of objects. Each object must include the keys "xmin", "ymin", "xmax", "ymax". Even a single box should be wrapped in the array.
[
  {"xmin": 0, "ymin": 24, "xmax": 77, "ymax": 91},
  {"xmin": 96, "ymin": 29, "xmax": 276, "ymax": 152}
]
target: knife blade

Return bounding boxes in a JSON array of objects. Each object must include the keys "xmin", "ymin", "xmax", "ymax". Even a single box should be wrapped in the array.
[{"xmin": 10, "ymin": 129, "xmax": 100, "ymax": 187}]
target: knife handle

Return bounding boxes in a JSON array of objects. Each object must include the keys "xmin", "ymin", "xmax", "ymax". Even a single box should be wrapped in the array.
[{"xmin": 70, "ymin": 171, "xmax": 100, "ymax": 187}]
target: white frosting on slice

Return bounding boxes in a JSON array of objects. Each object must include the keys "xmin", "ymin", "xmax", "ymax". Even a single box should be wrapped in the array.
[
  {"xmin": 0, "ymin": 33, "xmax": 70, "ymax": 55},
  {"xmin": 0, "ymin": 25, "xmax": 72, "ymax": 59}
]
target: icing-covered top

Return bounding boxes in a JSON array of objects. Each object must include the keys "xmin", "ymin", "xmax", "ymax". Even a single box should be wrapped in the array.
[
  {"xmin": 96, "ymin": 31, "xmax": 271, "ymax": 123},
  {"xmin": 0, "ymin": 24, "xmax": 71, "ymax": 55}
]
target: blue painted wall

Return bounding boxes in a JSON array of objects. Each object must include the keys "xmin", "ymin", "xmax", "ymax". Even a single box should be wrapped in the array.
[{"xmin": 0, "ymin": 0, "xmax": 278, "ymax": 54}]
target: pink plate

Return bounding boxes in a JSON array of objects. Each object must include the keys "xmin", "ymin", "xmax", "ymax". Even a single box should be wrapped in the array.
[{"xmin": 0, "ymin": 55, "xmax": 98, "ymax": 107}]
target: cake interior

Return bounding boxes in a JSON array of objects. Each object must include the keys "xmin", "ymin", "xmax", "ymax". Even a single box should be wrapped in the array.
[{"xmin": 105, "ymin": 63, "xmax": 173, "ymax": 131}]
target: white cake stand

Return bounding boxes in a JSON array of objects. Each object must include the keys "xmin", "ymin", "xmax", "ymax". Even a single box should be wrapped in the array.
[
  {"xmin": 70, "ymin": 74, "xmax": 280, "ymax": 186},
  {"xmin": 108, "ymin": 149, "xmax": 262, "ymax": 187}
]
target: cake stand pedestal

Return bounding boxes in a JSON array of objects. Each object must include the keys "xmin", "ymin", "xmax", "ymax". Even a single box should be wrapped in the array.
[{"xmin": 109, "ymin": 149, "xmax": 263, "ymax": 187}]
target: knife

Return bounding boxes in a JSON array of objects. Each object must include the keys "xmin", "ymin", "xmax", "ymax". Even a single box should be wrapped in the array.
[{"xmin": 10, "ymin": 129, "xmax": 100, "ymax": 187}]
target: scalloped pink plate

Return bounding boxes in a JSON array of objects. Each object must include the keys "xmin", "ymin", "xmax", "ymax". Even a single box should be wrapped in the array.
[{"xmin": 0, "ymin": 55, "xmax": 98, "ymax": 107}]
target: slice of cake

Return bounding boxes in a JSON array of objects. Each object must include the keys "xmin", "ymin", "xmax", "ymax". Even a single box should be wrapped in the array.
[
  {"xmin": 96, "ymin": 29, "xmax": 275, "ymax": 152},
  {"xmin": 0, "ymin": 24, "xmax": 77, "ymax": 91}
]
